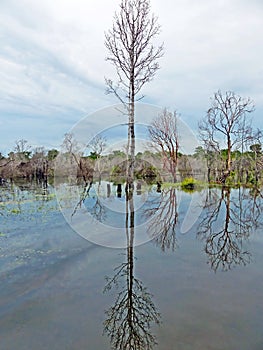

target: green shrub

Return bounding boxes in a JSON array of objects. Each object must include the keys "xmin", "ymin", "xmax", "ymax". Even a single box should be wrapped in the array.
[{"xmin": 181, "ymin": 177, "xmax": 198, "ymax": 191}]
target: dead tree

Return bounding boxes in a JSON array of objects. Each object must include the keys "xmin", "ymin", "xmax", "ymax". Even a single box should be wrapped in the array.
[
  {"xmin": 199, "ymin": 90, "xmax": 255, "ymax": 183},
  {"xmin": 105, "ymin": 0, "xmax": 164, "ymax": 191},
  {"xmin": 148, "ymin": 109, "xmax": 179, "ymax": 182},
  {"xmin": 14, "ymin": 139, "xmax": 31, "ymax": 160},
  {"xmin": 87, "ymin": 135, "xmax": 107, "ymax": 181},
  {"xmin": 61, "ymin": 133, "xmax": 93, "ymax": 184}
]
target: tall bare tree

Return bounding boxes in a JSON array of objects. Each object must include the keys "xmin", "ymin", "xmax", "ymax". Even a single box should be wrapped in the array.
[
  {"xmin": 148, "ymin": 109, "xmax": 179, "ymax": 182},
  {"xmin": 199, "ymin": 90, "xmax": 255, "ymax": 183},
  {"xmin": 105, "ymin": 0, "xmax": 164, "ymax": 190}
]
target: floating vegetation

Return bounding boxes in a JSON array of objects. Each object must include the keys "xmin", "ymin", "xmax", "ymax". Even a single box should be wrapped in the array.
[
  {"xmin": 0, "ymin": 182, "xmax": 59, "ymax": 225},
  {"xmin": 10, "ymin": 208, "xmax": 21, "ymax": 214}
]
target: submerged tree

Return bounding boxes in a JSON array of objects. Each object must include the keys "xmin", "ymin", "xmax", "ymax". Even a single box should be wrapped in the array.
[
  {"xmin": 148, "ymin": 109, "xmax": 180, "ymax": 182},
  {"xmin": 199, "ymin": 90, "xmax": 255, "ymax": 183},
  {"xmin": 105, "ymin": 0, "xmax": 164, "ymax": 190}
]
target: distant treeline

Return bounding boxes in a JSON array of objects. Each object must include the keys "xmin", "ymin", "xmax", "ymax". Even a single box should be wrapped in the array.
[{"xmin": 0, "ymin": 140, "xmax": 262, "ymax": 187}]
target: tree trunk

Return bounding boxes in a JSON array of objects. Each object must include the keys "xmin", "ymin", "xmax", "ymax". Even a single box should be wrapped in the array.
[
  {"xmin": 227, "ymin": 135, "xmax": 231, "ymax": 174},
  {"xmin": 130, "ymin": 97, "xmax": 135, "ymax": 184},
  {"xmin": 126, "ymin": 74, "xmax": 135, "ymax": 193}
]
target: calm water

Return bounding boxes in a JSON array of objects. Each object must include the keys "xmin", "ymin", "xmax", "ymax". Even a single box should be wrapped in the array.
[{"xmin": 0, "ymin": 181, "xmax": 263, "ymax": 350}]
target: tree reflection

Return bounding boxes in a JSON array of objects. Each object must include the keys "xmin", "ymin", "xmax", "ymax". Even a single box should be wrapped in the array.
[
  {"xmin": 244, "ymin": 187, "xmax": 263, "ymax": 230},
  {"xmin": 103, "ymin": 187, "xmax": 161, "ymax": 350},
  {"xmin": 197, "ymin": 187, "xmax": 263, "ymax": 272},
  {"xmin": 71, "ymin": 180, "xmax": 93, "ymax": 216},
  {"xmin": 144, "ymin": 187, "xmax": 178, "ymax": 251}
]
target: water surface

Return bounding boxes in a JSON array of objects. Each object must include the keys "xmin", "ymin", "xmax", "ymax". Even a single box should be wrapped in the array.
[{"xmin": 0, "ymin": 182, "xmax": 262, "ymax": 349}]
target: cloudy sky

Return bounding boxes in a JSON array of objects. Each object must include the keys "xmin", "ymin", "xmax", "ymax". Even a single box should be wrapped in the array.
[{"xmin": 1, "ymin": 0, "xmax": 262, "ymax": 155}]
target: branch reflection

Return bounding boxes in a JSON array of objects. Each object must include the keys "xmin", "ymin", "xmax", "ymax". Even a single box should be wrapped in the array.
[
  {"xmin": 103, "ymin": 185, "xmax": 161, "ymax": 350},
  {"xmin": 244, "ymin": 187, "xmax": 263, "ymax": 230},
  {"xmin": 197, "ymin": 187, "xmax": 263, "ymax": 272},
  {"xmin": 144, "ymin": 187, "xmax": 179, "ymax": 251}
]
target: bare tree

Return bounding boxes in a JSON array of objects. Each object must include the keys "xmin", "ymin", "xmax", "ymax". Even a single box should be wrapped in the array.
[
  {"xmin": 87, "ymin": 135, "xmax": 106, "ymax": 158},
  {"xmin": 14, "ymin": 139, "xmax": 30, "ymax": 153},
  {"xmin": 105, "ymin": 0, "xmax": 164, "ymax": 190},
  {"xmin": 60, "ymin": 133, "xmax": 93, "ymax": 183},
  {"xmin": 199, "ymin": 90, "xmax": 255, "ymax": 183},
  {"xmin": 87, "ymin": 135, "xmax": 107, "ymax": 181},
  {"xmin": 61, "ymin": 133, "xmax": 82, "ymax": 169},
  {"xmin": 14, "ymin": 139, "xmax": 31, "ymax": 160},
  {"xmin": 148, "ymin": 109, "xmax": 179, "ymax": 182}
]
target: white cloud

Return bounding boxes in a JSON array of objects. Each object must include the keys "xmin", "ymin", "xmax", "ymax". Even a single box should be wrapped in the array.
[
  {"xmin": 0, "ymin": 0, "xmax": 262, "ymax": 153},
  {"xmin": 149, "ymin": 0, "xmax": 263, "ymax": 102}
]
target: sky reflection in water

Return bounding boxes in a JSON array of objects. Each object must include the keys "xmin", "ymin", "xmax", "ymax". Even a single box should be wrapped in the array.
[{"xmin": 0, "ymin": 182, "xmax": 263, "ymax": 349}]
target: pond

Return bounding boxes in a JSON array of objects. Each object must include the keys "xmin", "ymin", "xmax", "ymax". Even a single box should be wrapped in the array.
[{"xmin": 0, "ymin": 180, "xmax": 263, "ymax": 350}]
